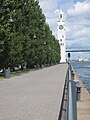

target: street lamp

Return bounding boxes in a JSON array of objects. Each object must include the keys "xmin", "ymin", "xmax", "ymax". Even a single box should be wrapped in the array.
[
  {"xmin": 8, "ymin": 16, "xmax": 14, "ymax": 23},
  {"xmin": 4, "ymin": 16, "xmax": 14, "ymax": 78},
  {"xmin": 68, "ymin": 53, "xmax": 71, "ymax": 63},
  {"xmin": 33, "ymin": 34, "xmax": 36, "ymax": 39},
  {"xmin": 44, "ymin": 41, "xmax": 46, "ymax": 45}
]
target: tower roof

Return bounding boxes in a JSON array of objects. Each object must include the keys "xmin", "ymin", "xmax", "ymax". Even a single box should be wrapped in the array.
[{"xmin": 60, "ymin": 9, "xmax": 63, "ymax": 14}]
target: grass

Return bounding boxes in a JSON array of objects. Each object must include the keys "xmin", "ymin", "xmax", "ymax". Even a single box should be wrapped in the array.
[
  {"xmin": 0, "ymin": 76, "xmax": 3, "ymax": 80},
  {"xmin": 10, "ymin": 68, "xmax": 35, "ymax": 77},
  {"xmin": 0, "ymin": 68, "xmax": 38, "ymax": 80}
]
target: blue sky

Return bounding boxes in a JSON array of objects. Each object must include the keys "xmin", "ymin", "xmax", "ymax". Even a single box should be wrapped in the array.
[
  {"xmin": 39, "ymin": 0, "xmax": 90, "ymax": 59},
  {"xmin": 73, "ymin": 0, "xmax": 85, "ymax": 3}
]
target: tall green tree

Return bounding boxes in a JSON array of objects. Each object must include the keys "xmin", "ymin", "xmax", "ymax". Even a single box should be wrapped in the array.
[
  {"xmin": 0, "ymin": 0, "xmax": 60, "ymax": 69},
  {"xmin": 0, "ymin": 0, "xmax": 24, "ymax": 68}
]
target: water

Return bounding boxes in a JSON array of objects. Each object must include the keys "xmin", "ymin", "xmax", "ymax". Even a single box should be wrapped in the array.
[{"xmin": 71, "ymin": 61, "xmax": 90, "ymax": 93}]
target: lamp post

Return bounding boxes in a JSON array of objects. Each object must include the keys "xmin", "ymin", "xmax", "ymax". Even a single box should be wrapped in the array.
[
  {"xmin": 33, "ymin": 33, "xmax": 39, "ymax": 69},
  {"xmin": 4, "ymin": 16, "xmax": 14, "ymax": 79},
  {"xmin": 68, "ymin": 53, "xmax": 71, "ymax": 63}
]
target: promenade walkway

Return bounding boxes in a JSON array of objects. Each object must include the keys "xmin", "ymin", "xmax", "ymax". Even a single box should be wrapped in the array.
[
  {"xmin": 0, "ymin": 64, "xmax": 68, "ymax": 120},
  {"xmin": 74, "ymin": 71, "xmax": 90, "ymax": 120}
]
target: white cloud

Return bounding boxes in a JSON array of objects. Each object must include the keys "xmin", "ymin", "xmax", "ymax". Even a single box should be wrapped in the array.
[
  {"xmin": 68, "ymin": 1, "xmax": 90, "ymax": 17},
  {"xmin": 38, "ymin": 0, "xmax": 90, "ymax": 58},
  {"xmin": 39, "ymin": 0, "xmax": 57, "ymax": 17},
  {"xmin": 39, "ymin": 0, "xmax": 58, "ymax": 36},
  {"xmin": 66, "ymin": 1, "xmax": 90, "ymax": 49}
]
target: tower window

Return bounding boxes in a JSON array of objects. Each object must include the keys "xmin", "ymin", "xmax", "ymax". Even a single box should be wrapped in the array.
[
  {"xmin": 60, "ymin": 39, "xmax": 62, "ymax": 42},
  {"xmin": 60, "ymin": 14, "xmax": 62, "ymax": 19},
  {"xmin": 61, "ymin": 43, "xmax": 64, "ymax": 46},
  {"xmin": 62, "ymin": 35, "xmax": 64, "ymax": 38}
]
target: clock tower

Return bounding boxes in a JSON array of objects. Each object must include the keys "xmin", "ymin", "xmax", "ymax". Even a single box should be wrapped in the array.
[{"xmin": 57, "ymin": 10, "xmax": 66, "ymax": 63}]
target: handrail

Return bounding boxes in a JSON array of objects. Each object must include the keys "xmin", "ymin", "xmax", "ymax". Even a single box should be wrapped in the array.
[
  {"xmin": 67, "ymin": 63, "xmax": 77, "ymax": 120},
  {"xmin": 58, "ymin": 78, "xmax": 67, "ymax": 120}
]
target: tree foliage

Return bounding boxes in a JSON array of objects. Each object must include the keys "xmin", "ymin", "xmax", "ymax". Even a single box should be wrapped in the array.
[{"xmin": 0, "ymin": 0, "xmax": 60, "ymax": 69}]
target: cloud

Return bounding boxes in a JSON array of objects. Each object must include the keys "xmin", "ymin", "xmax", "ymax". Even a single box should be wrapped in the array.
[
  {"xmin": 68, "ymin": 1, "xmax": 90, "ymax": 17},
  {"xmin": 66, "ymin": 1, "xmax": 90, "ymax": 48},
  {"xmin": 39, "ymin": 0, "xmax": 57, "ymax": 17},
  {"xmin": 39, "ymin": 0, "xmax": 58, "ymax": 36},
  {"xmin": 39, "ymin": 0, "xmax": 90, "ymax": 58}
]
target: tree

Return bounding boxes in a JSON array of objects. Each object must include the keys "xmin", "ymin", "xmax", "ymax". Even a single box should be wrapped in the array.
[
  {"xmin": 0, "ymin": 0, "xmax": 24, "ymax": 69},
  {"xmin": 0, "ymin": 0, "xmax": 60, "ymax": 70}
]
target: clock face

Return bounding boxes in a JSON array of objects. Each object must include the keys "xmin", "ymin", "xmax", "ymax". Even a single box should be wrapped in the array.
[{"xmin": 59, "ymin": 25, "xmax": 63, "ymax": 30}]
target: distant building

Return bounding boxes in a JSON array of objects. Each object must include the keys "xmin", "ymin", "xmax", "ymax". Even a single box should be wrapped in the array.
[
  {"xmin": 57, "ymin": 10, "xmax": 66, "ymax": 63},
  {"xmin": 78, "ymin": 56, "xmax": 89, "ymax": 62}
]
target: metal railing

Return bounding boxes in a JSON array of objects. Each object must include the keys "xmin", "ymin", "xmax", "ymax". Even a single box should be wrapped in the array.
[
  {"xmin": 58, "ymin": 63, "xmax": 77, "ymax": 120},
  {"xmin": 58, "ymin": 77, "xmax": 67, "ymax": 120},
  {"xmin": 67, "ymin": 63, "xmax": 77, "ymax": 120}
]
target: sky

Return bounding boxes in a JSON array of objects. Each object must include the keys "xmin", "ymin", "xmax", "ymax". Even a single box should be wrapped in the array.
[{"xmin": 38, "ymin": 0, "xmax": 90, "ymax": 59}]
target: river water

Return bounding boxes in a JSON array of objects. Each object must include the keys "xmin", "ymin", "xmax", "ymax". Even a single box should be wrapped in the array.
[{"xmin": 71, "ymin": 61, "xmax": 90, "ymax": 93}]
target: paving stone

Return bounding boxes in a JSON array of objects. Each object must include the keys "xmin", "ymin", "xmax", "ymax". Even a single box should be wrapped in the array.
[{"xmin": 0, "ymin": 64, "xmax": 68, "ymax": 120}]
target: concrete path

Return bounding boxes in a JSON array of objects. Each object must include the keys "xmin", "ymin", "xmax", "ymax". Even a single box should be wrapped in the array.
[
  {"xmin": 74, "ymin": 72, "xmax": 90, "ymax": 120},
  {"xmin": 0, "ymin": 64, "xmax": 68, "ymax": 120},
  {"xmin": 77, "ymin": 82, "xmax": 90, "ymax": 120}
]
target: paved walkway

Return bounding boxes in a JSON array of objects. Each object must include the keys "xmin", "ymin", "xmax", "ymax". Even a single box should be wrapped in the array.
[
  {"xmin": 77, "ymin": 82, "xmax": 90, "ymax": 120},
  {"xmin": 74, "ymin": 72, "xmax": 90, "ymax": 120},
  {"xmin": 0, "ymin": 64, "xmax": 68, "ymax": 120}
]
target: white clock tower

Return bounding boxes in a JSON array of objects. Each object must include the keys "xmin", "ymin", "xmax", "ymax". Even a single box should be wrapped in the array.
[{"xmin": 57, "ymin": 10, "xmax": 66, "ymax": 63}]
